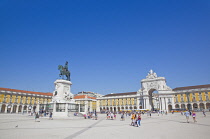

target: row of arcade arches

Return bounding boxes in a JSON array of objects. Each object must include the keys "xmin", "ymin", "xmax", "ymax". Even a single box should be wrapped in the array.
[
  {"xmin": 1, "ymin": 104, "xmax": 36, "ymax": 113},
  {"xmin": 175, "ymin": 103, "xmax": 210, "ymax": 110}
]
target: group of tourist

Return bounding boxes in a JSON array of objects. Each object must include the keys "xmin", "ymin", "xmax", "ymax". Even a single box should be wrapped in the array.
[
  {"xmin": 130, "ymin": 113, "xmax": 141, "ymax": 127},
  {"xmin": 84, "ymin": 112, "xmax": 98, "ymax": 120},
  {"xmin": 34, "ymin": 111, "xmax": 53, "ymax": 122},
  {"xmin": 106, "ymin": 112, "xmax": 116, "ymax": 120},
  {"xmin": 33, "ymin": 109, "xmax": 207, "ymax": 125},
  {"xmin": 104, "ymin": 111, "xmax": 142, "ymax": 127},
  {"xmin": 184, "ymin": 110, "xmax": 207, "ymax": 123},
  {"xmin": 157, "ymin": 110, "xmax": 168, "ymax": 116},
  {"xmin": 184, "ymin": 110, "xmax": 197, "ymax": 123}
]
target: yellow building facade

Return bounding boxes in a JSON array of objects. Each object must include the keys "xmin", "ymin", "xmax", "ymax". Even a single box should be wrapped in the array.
[
  {"xmin": 73, "ymin": 95, "xmax": 97, "ymax": 113},
  {"xmin": 173, "ymin": 84, "xmax": 210, "ymax": 111},
  {"xmin": 0, "ymin": 88, "xmax": 52, "ymax": 113},
  {"xmin": 1, "ymin": 84, "xmax": 210, "ymax": 114},
  {"xmin": 97, "ymin": 92, "xmax": 139, "ymax": 112}
]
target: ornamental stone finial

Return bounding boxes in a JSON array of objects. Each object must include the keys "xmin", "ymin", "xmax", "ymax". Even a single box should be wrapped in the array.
[
  {"xmin": 146, "ymin": 69, "xmax": 157, "ymax": 79},
  {"xmin": 149, "ymin": 69, "xmax": 153, "ymax": 74}
]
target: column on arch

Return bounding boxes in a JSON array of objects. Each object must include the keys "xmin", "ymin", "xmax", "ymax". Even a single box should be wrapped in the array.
[
  {"xmin": 163, "ymin": 97, "xmax": 167, "ymax": 110},
  {"xmin": 5, "ymin": 104, "xmax": 8, "ymax": 113},
  {"xmin": 26, "ymin": 105, "xmax": 29, "ymax": 114},
  {"xmin": 96, "ymin": 100, "xmax": 100, "ymax": 112},
  {"xmin": 145, "ymin": 97, "xmax": 151, "ymax": 110},
  {"xmin": 0, "ymin": 104, "xmax": 2, "ymax": 112},
  {"xmin": 136, "ymin": 97, "xmax": 140, "ymax": 109},
  {"xmin": 21, "ymin": 105, "xmax": 24, "ymax": 113},
  {"xmin": 160, "ymin": 97, "xmax": 166, "ymax": 110},
  {"xmin": 10, "ymin": 104, "xmax": 14, "ymax": 113},
  {"xmin": 165, "ymin": 97, "xmax": 169, "ymax": 112},
  {"xmin": 204, "ymin": 102, "xmax": 207, "ymax": 109},
  {"xmin": 144, "ymin": 99, "xmax": 146, "ymax": 109},
  {"xmin": 16, "ymin": 105, "xmax": 19, "ymax": 113}
]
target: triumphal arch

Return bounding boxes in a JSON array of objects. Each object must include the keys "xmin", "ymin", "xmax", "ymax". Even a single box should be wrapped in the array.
[{"xmin": 137, "ymin": 70, "xmax": 174, "ymax": 111}]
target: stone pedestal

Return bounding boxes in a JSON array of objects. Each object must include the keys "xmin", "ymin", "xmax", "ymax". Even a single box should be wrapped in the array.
[
  {"xmin": 50, "ymin": 79, "xmax": 78, "ymax": 117},
  {"xmin": 52, "ymin": 79, "xmax": 74, "ymax": 103}
]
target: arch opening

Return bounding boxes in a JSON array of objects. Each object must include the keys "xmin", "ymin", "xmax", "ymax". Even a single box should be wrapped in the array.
[{"xmin": 148, "ymin": 89, "xmax": 159, "ymax": 111}]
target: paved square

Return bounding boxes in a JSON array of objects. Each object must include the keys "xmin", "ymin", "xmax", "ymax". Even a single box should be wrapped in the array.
[{"xmin": 0, "ymin": 112, "xmax": 210, "ymax": 139}]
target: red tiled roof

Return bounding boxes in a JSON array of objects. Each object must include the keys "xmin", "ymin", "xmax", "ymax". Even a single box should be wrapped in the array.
[
  {"xmin": 0, "ymin": 87, "xmax": 53, "ymax": 96},
  {"xmin": 74, "ymin": 95, "xmax": 96, "ymax": 99},
  {"xmin": 173, "ymin": 84, "xmax": 210, "ymax": 91}
]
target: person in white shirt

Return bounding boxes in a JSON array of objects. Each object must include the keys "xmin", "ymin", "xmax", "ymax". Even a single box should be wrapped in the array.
[{"xmin": 185, "ymin": 111, "xmax": 190, "ymax": 123}]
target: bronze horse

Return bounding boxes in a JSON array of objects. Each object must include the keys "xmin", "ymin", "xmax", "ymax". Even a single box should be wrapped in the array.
[{"xmin": 58, "ymin": 65, "xmax": 70, "ymax": 81}]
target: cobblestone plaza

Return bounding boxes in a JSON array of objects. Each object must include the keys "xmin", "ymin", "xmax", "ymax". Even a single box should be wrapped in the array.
[{"xmin": 0, "ymin": 112, "xmax": 209, "ymax": 139}]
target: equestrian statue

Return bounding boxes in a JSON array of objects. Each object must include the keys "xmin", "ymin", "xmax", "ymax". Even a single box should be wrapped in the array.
[{"xmin": 58, "ymin": 61, "xmax": 71, "ymax": 81}]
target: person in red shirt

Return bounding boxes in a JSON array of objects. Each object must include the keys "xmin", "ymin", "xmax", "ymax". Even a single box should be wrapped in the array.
[{"xmin": 137, "ymin": 113, "xmax": 141, "ymax": 127}]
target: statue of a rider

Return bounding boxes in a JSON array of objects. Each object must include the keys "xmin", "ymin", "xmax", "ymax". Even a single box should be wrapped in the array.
[
  {"xmin": 58, "ymin": 61, "xmax": 71, "ymax": 81},
  {"xmin": 64, "ymin": 61, "xmax": 68, "ymax": 72}
]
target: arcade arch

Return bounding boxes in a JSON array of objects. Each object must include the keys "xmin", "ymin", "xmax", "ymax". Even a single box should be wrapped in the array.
[
  {"xmin": 148, "ymin": 89, "xmax": 159, "ymax": 111},
  {"xmin": 193, "ymin": 103, "xmax": 198, "ymax": 110},
  {"xmin": 12, "ymin": 105, "xmax": 17, "ymax": 113},
  {"xmin": 19, "ymin": 105, "xmax": 22, "ymax": 113},
  {"xmin": 181, "ymin": 104, "xmax": 185, "ymax": 109},
  {"xmin": 113, "ymin": 107, "xmax": 116, "ymax": 112},
  {"xmin": 199, "ymin": 103, "xmax": 205, "ymax": 110},
  {"xmin": 175, "ymin": 104, "xmax": 180, "ymax": 109},
  {"xmin": 168, "ymin": 105, "xmax": 172, "ymax": 111},
  {"xmin": 1, "ymin": 104, "xmax": 6, "ymax": 113},
  {"xmin": 121, "ymin": 107, "xmax": 124, "ymax": 111},
  {"xmin": 206, "ymin": 103, "xmax": 210, "ymax": 109},
  {"xmin": 187, "ymin": 104, "xmax": 192, "ymax": 110}
]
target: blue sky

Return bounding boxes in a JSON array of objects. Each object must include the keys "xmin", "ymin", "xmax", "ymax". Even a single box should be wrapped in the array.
[{"xmin": 0, "ymin": 0, "xmax": 210, "ymax": 95}]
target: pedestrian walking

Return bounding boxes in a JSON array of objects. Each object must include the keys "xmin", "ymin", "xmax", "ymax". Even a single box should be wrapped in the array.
[
  {"xmin": 49, "ymin": 112, "xmax": 53, "ymax": 120},
  {"xmin": 136, "ymin": 113, "xmax": 141, "ymax": 127},
  {"xmin": 35, "ymin": 112, "xmax": 39, "ymax": 122},
  {"xmin": 121, "ymin": 113, "xmax": 125, "ymax": 121},
  {"xmin": 114, "ymin": 113, "xmax": 116, "ymax": 120},
  {"xmin": 95, "ymin": 112, "xmax": 98, "ymax": 120},
  {"xmin": 185, "ymin": 111, "xmax": 190, "ymax": 123},
  {"xmin": 192, "ymin": 111, "xmax": 197, "ymax": 123},
  {"xmin": 203, "ymin": 110, "xmax": 206, "ymax": 117},
  {"xmin": 130, "ymin": 113, "xmax": 136, "ymax": 126}
]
